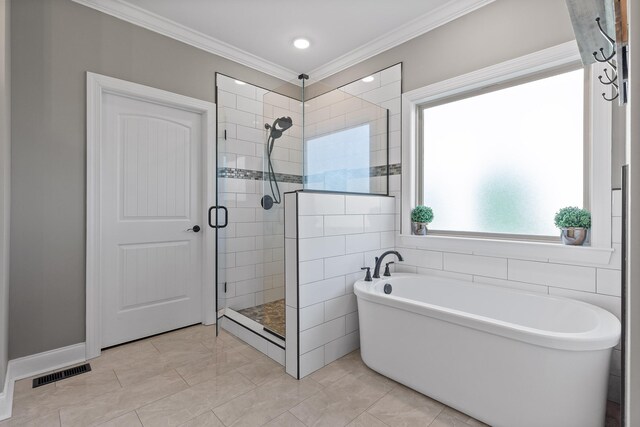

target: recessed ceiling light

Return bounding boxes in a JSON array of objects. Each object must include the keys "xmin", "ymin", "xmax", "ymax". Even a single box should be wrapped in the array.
[
  {"xmin": 293, "ymin": 38, "xmax": 310, "ymax": 49},
  {"xmin": 235, "ymin": 80, "xmax": 246, "ymax": 85},
  {"xmin": 362, "ymin": 76, "xmax": 375, "ymax": 83}
]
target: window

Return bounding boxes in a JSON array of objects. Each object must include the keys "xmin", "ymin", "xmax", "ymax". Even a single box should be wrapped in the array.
[
  {"xmin": 418, "ymin": 68, "xmax": 585, "ymax": 238},
  {"xmin": 305, "ymin": 124, "xmax": 371, "ymax": 193}
]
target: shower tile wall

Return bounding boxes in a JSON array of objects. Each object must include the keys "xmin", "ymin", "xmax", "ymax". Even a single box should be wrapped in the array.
[
  {"xmin": 303, "ymin": 64, "xmax": 401, "ymax": 195},
  {"xmin": 217, "ymin": 75, "xmax": 303, "ymax": 312}
]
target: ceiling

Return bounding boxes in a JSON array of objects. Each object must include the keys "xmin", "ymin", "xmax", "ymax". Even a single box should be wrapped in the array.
[{"xmin": 73, "ymin": 0, "xmax": 494, "ymax": 82}]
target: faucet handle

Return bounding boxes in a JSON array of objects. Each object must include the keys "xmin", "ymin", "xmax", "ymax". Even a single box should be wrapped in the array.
[
  {"xmin": 361, "ymin": 267, "xmax": 372, "ymax": 282},
  {"xmin": 383, "ymin": 262, "xmax": 394, "ymax": 277}
]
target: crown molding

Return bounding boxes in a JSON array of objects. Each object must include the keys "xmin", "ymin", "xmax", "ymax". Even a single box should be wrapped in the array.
[
  {"xmin": 73, "ymin": 0, "xmax": 495, "ymax": 85},
  {"xmin": 307, "ymin": 0, "xmax": 496, "ymax": 82},
  {"xmin": 71, "ymin": 0, "xmax": 299, "ymax": 82}
]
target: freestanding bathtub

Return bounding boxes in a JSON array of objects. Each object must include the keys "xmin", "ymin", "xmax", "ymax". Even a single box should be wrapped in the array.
[{"xmin": 354, "ymin": 273, "xmax": 621, "ymax": 427}]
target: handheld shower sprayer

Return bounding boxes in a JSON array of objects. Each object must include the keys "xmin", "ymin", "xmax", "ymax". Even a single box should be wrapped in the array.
[
  {"xmin": 265, "ymin": 116, "xmax": 293, "ymax": 139},
  {"xmin": 261, "ymin": 116, "xmax": 293, "ymax": 210}
]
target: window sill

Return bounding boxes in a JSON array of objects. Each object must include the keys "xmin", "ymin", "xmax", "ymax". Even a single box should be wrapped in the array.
[{"xmin": 398, "ymin": 234, "xmax": 614, "ymax": 266}]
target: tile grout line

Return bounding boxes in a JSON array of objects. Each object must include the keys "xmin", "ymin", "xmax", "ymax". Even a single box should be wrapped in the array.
[
  {"xmin": 425, "ymin": 405, "xmax": 446, "ymax": 427},
  {"xmin": 148, "ymin": 340, "xmax": 163, "ymax": 354},
  {"xmin": 173, "ymin": 365, "xmax": 192, "ymax": 386},
  {"xmin": 256, "ymin": 407, "xmax": 294, "ymax": 427},
  {"xmin": 212, "ymin": 373, "xmax": 322, "ymax": 426},
  {"xmin": 208, "ymin": 371, "xmax": 264, "ymax": 417},
  {"xmin": 367, "ymin": 411, "xmax": 391, "ymax": 427},
  {"xmin": 123, "ymin": 368, "xmax": 191, "ymax": 423},
  {"xmin": 113, "ymin": 368, "xmax": 124, "ymax": 389},
  {"xmin": 288, "ymin": 408, "xmax": 309, "ymax": 426},
  {"xmin": 359, "ymin": 387, "xmax": 394, "ymax": 427},
  {"xmin": 308, "ymin": 365, "xmax": 350, "ymax": 388},
  {"xmin": 286, "ymin": 378, "xmax": 328, "ymax": 426},
  {"xmin": 139, "ymin": 366, "xmax": 245, "ymax": 427},
  {"xmin": 206, "ymin": 409, "xmax": 228, "ymax": 427},
  {"xmin": 234, "ymin": 361, "xmax": 282, "ymax": 387},
  {"xmin": 19, "ymin": 372, "xmax": 124, "ymax": 425}
]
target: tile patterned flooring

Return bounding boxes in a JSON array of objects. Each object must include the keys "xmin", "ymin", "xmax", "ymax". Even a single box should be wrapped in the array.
[
  {"xmin": 237, "ymin": 299, "xmax": 285, "ymax": 338},
  {"xmin": 0, "ymin": 324, "xmax": 619, "ymax": 427}
]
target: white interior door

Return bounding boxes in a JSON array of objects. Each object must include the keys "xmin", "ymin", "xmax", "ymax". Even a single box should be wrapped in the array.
[{"xmin": 100, "ymin": 92, "xmax": 205, "ymax": 348}]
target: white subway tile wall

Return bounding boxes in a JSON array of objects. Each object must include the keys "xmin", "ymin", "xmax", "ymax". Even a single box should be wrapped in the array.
[
  {"xmin": 217, "ymin": 74, "xmax": 303, "ymax": 312},
  {"xmin": 286, "ymin": 192, "xmax": 395, "ymax": 378},
  {"xmin": 394, "ymin": 189, "xmax": 623, "ymax": 402}
]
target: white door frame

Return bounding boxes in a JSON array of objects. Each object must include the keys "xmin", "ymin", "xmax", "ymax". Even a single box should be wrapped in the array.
[{"xmin": 86, "ymin": 72, "xmax": 216, "ymax": 359}]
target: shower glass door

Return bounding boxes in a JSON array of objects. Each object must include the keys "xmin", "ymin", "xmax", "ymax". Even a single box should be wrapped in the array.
[{"xmin": 215, "ymin": 73, "xmax": 302, "ymax": 338}]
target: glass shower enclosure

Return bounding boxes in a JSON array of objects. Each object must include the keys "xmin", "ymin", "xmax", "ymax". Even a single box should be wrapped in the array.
[
  {"xmin": 214, "ymin": 66, "xmax": 393, "ymax": 342},
  {"xmin": 214, "ymin": 73, "xmax": 303, "ymax": 339}
]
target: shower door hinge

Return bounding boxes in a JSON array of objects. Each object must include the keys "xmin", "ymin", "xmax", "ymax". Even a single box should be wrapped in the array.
[{"xmin": 224, "ymin": 129, "xmax": 227, "ymax": 140}]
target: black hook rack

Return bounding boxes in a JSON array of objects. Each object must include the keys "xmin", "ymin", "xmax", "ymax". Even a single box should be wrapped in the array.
[{"xmin": 593, "ymin": 17, "xmax": 619, "ymax": 102}]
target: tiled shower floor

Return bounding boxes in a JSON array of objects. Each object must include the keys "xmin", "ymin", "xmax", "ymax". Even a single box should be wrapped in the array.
[
  {"xmin": 237, "ymin": 299, "xmax": 285, "ymax": 338},
  {"xmin": 0, "ymin": 324, "xmax": 621, "ymax": 426}
]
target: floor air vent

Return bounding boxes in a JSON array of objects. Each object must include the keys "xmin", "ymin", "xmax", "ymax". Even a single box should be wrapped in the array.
[{"xmin": 32, "ymin": 363, "xmax": 92, "ymax": 388}]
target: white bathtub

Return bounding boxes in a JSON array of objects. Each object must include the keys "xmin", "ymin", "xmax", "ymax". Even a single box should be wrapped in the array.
[{"xmin": 354, "ymin": 273, "xmax": 620, "ymax": 427}]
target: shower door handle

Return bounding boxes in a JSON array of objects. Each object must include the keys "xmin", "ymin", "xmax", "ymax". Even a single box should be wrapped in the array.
[
  {"xmin": 208, "ymin": 206, "xmax": 229, "ymax": 229},
  {"xmin": 219, "ymin": 206, "xmax": 228, "ymax": 228}
]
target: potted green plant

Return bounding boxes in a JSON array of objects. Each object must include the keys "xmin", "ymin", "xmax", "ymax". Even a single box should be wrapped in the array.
[
  {"xmin": 554, "ymin": 206, "xmax": 591, "ymax": 246},
  {"xmin": 411, "ymin": 205, "xmax": 434, "ymax": 235}
]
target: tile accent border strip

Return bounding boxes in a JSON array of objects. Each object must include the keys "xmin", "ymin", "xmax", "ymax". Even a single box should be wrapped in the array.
[
  {"xmin": 388, "ymin": 163, "xmax": 402, "ymax": 176},
  {"xmin": 217, "ymin": 164, "xmax": 402, "ymax": 183},
  {"xmin": 218, "ymin": 167, "xmax": 303, "ymax": 184}
]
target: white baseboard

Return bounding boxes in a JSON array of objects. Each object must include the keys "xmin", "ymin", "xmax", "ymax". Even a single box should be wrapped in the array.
[
  {"xmin": 8, "ymin": 343, "xmax": 86, "ymax": 382},
  {"xmin": 0, "ymin": 342, "xmax": 86, "ymax": 421},
  {"xmin": 0, "ymin": 368, "xmax": 13, "ymax": 421}
]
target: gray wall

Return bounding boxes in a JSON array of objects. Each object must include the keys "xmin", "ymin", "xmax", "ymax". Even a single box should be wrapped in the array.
[
  {"xmin": 0, "ymin": 0, "xmax": 10, "ymax": 388},
  {"xmin": 307, "ymin": 0, "xmax": 575, "ymax": 97},
  {"xmin": 9, "ymin": 0, "xmax": 294, "ymax": 359}
]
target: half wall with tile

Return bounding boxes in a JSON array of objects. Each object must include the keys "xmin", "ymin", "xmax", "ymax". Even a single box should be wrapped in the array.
[{"xmin": 285, "ymin": 191, "xmax": 395, "ymax": 378}]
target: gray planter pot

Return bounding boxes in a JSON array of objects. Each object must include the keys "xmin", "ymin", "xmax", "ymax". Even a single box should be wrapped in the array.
[
  {"xmin": 560, "ymin": 227, "xmax": 588, "ymax": 245},
  {"xmin": 411, "ymin": 221, "xmax": 429, "ymax": 236}
]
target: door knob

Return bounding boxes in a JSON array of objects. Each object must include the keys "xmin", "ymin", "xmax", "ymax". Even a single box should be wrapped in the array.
[{"xmin": 186, "ymin": 225, "xmax": 201, "ymax": 232}]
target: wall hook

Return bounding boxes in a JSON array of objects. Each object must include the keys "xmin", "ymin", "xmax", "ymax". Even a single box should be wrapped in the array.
[
  {"xmin": 598, "ymin": 68, "xmax": 618, "ymax": 85},
  {"xmin": 594, "ymin": 16, "xmax": 620, "ymax": 103},
  {"xmin": 593, "ymin": 47, "xmax": 616, "ymax": 63},
  {"xmin": 595, "ymin": 17, "xmax": 616, "ymax": 47},
  {"xmin": 602, "ymin": 82, "xmax": 619, "ymax": 102}
]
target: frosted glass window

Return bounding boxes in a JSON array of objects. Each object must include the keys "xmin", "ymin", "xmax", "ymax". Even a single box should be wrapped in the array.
[
  {"xmin": 305, "ymin": 124, "xmax": 370, "ymax": 193},
  {"xmin": 420, "ymin": 69, "xmax": 584, "ymax": 237}
]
